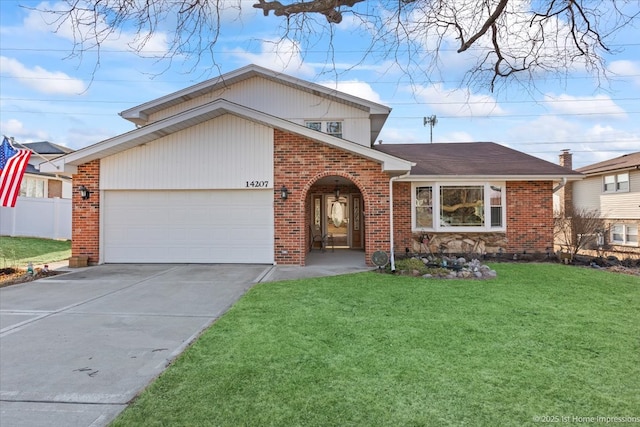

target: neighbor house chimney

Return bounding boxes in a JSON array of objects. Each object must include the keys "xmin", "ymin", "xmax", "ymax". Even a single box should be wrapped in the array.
[
  {"xmin": 559, "ymin": 149, "xmax": 573, "ymax": 169},
  {"xmin": 557, "ymin": 149, "xmax": 573, "ymax": 213}
]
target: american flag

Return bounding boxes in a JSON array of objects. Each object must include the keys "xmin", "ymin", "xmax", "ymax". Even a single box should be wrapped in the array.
[{"xmin": 0, "ymin": 137, "xmax": 32, "ymax": 207}]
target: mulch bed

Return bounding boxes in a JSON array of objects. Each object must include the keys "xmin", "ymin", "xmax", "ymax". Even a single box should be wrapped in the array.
[{"xmin": 0, "ymin": 268, "xmax": 64, "ymax": 288}]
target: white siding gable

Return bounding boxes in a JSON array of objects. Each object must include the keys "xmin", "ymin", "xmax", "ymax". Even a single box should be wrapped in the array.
[
  {"xmin": 146, "ymin": 76, "xmax": 373, "ymax": 147},
  {"xmin": 101, "ymin": 114, "xmax": 274, "ymax": 190}
]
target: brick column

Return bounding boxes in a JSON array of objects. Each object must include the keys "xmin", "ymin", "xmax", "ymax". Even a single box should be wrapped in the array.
[{"xmin": 71, "ymin": 160, "xmax": 100, "ymax": 265}]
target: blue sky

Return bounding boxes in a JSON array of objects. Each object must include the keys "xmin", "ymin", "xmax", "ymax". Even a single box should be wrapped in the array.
[{"xmin": 1, "ymin": 1, "xmax": 639, "ymax": 169}]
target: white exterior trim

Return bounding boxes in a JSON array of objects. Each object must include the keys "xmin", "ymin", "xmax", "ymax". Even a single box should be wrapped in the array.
[
  {"xmin": 41, "ymin": 99, "xmax": 414, "ymax": 175},
  {"xmin": 397, "ymin": 174, "xmax": 583, "ymax": 182},
  {"xmin": 120, "ymin": 64, "xmax": 391, "ymax": 125},
  {"xmin": 411, "ymin": 181, "xmax": 507, "ymax": 233}
]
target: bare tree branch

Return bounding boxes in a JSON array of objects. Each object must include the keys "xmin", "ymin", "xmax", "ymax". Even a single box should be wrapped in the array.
[
  {"xmin": 555, "ymin": 206, "xmax": 605, "ymax": 258},
  {"xmin": 30, "ymin": 0, "xmax": 640, "ymax": 91},
  {"xmin": 457, "ymin": 0, "xmax": 508, "ymax": 53},
  {"xmin": 253, "ymin": 0, "xmax": 365, "ymax": 23}
]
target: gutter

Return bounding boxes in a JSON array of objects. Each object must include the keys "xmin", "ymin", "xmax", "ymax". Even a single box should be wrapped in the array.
[
  {"xmin": 553, "ymin": 177, "xmax": 567, "ymax": 193},
  {"xmin": 389, "ymin": 172, "xmax": 410, "ymax": 272}
]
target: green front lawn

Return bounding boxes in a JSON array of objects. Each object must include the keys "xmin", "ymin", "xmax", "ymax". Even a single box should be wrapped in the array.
[
  {"xmin": 0, "ymin": 236, "xmax": 71, "ymax": 268},
  {"xmin": 113, "ymin": 263, "xmax": 639, "ymax": 427}
]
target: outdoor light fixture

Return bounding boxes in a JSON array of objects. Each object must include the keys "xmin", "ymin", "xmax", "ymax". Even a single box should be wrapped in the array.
[
  {"xmin": 78, "ymin": 185, "xmax": 91, "ymax": 200},
  {"xmin": 280, "ymin": 185, "xmax": 289, "ymax": 200},
  {"xmin": 334, "ymin": 180, "xmax": 340, "ymax": 200}
]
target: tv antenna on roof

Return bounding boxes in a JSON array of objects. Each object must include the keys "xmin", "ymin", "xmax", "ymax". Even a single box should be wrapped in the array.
[{"xmin": 423, "ymin": 115, "xmax": 437, "ymax": 143}]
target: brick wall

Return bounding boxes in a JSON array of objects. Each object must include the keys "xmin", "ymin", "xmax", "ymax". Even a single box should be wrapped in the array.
[
  {"xmin": 71, "ymin": 160, "xmax": 100, "ymax": 264},
  {"xmin": 393, "ymin": 182, "xmax": 413, "ymax": 253},
  {"xmin": 69, "ymin": 132, "xmax": 554, "ymax": 265},
  {"xmin": 69, "ymin": 131, "xmax": 394, "ymax": 267},
  {"xmin": 506, "ymin": 181, "xmax": 554, "ymax": 253},
  {"xmin": 274, "ymin": 129, "xmax": 391, "ymax": 265}
]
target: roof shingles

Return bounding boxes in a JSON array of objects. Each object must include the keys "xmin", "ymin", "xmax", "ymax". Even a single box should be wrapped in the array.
[
  {"xmin": 576, "ymin": 152, "xmax": 640, "ymax": 175},
  {"xmin": 375, "ymin": 142, "xmax": 582, "ymax": 177}
]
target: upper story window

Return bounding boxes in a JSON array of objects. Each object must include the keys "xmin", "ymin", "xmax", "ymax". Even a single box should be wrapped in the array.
[
  {"xmin": 413, "ymin": 182, "xmax": 505, "ymax": 232},
  {"xmin": 603, "ymin": 172, "xmax": 629, "ymax": 193},
  {"xmin": 20, "ymin": 177, "xmax": 46, "ymax": 198},
  {"xmin": 305, "ymin": 121, "xmax": 343, "ymax": 138}
]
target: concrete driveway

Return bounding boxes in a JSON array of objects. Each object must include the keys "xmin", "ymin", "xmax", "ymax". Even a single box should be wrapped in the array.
[{"xmin": 0, "ymin": 264, "xmax": 271, "ymax": 427}]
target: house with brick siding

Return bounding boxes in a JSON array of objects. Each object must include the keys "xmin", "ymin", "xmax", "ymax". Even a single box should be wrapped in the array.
[{"xmin": 41, "ymin": 64, "xmax": 582, "ymax": 267}]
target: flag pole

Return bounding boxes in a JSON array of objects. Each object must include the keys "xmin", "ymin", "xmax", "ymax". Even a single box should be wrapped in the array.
[{"xmin": 5, "ymin": 136, "xmax": 62, "ymax": 171}]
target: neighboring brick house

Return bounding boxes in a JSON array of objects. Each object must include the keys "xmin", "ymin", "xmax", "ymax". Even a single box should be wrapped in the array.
[
  {"xmin": 556, "ymin": 150, "xmax": 640, "ymax": 258},
  {"xmin": 42, "ymin": 64, "xmax": 582, "ymax": 266}
]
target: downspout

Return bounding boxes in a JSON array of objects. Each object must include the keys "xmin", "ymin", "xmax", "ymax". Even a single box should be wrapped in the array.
[
  {"xmin": 389, "ymin": 172, "xmax": 410, "ymax": 272},
  {"xmin": 552, "ymin": 177, "xmax": 567, "ymax": 193}
]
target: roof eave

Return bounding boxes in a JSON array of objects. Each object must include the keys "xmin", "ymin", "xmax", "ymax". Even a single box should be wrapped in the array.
[
  {"xmin": 395, "ymin": 174, "xmax": 585, "ymax": 182},
  {"xmin": 42, "ymin": 99, "xmax": 412, "ymax": 175},
  {"xmin": 578, "ymin": 165, "xmax": 640, "ymax": 176},
  {"xmin": 120, "ymin": 64, "xmax": 392, "ymax": 126}
]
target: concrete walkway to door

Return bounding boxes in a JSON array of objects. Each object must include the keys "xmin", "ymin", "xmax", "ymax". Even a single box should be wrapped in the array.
[
  {"xmin": 0, "ymin": 264, "xmax": 269, "ymax": 427},
  {"xmin": 261, "ymin": 249, "xmax": 373, "ymax": 282}
]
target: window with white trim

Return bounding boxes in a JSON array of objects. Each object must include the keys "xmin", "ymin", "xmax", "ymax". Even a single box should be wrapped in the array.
[
  {"xmin": 305, "ymin": 120, "xmax": 343, "ymax": 138},
  {"xmin": 413, "ymin": 182, "xmax": 505, "ymax": 231},
  {"xmin": 610, "ymin": 224, "xmax": 638, "ymax": 246},
  {"xmin": 603, "ymin": 172, "xmax": 629, "ymax": 193},
  {"xmin": 19, "ymin": 177, "xmax": 46, "ymax": 198}
]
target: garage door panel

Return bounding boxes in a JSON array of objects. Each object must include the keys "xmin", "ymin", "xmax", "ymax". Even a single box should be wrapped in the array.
[{"xmin": 104, "ymin": 190, "xmax": 273, "ymax": 263}]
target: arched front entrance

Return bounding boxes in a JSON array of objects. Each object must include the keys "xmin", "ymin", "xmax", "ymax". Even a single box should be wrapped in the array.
[{"xmin": 306, "ymin": 175, "xmax": 365, "ymax": 261}]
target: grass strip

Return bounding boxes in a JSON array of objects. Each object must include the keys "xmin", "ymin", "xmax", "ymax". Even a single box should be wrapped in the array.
[{"xmin": 0, "ymin": 236, "xmax": 71, "ymax": 267}]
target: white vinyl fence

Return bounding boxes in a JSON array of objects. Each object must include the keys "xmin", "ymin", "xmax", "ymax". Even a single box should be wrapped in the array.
[{"xmin": 0, "ymin": 197, "xmax": 71, "ymax": 240}]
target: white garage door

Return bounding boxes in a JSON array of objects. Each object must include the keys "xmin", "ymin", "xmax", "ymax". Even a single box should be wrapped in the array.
[{"xmin": 103, "ymin": 190, "xmax": 274, "ymax": 263}]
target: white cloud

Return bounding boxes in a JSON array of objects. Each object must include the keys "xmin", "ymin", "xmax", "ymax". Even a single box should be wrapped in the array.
[
  {"xmin": 411, "ymin": 83, "xmax": 505, "ymax": 117},
  {"xmin": 444, "ymin": 131, "xmax": 475, "ymax": 142},
  {"xmin": 24, "ymin": 2, "xmax": 169, "ymax": 55},
  {"xmin": 230, "ymin": 39, "xmax": 315, "ymax": 77},
  {"xmin": 319, "ymin": 80, "xmax": 383, "ymax": 104},
  {"xmin": 543, "ymin": 93, "xmax": 627, "ymax": 119},
  {"xmin": 0, "ymin": 118, "xmax": 50, "ymax": 141},
  {"xmin": 608, "ymin": 60, "xmax": 640, "ymax": 87},
  {"xmin": 0, "ymin": 56, "xmax": 86, "ymax": 94},
  {"xmin": 505, "ymin": 115, "xmax": 639, "ymax": 167},
  {"xmin": 377, "ymin": 124, "xmax": 474, "ymax": 144},
  {"xmin": 65, "ymin": 126, "xmax": 117, "ymax": 150}
]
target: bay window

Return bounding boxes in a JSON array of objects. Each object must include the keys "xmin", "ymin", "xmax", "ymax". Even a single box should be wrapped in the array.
[{"xmin": 413, "ymin": 182, "xmax": 505, "ymax": 231}]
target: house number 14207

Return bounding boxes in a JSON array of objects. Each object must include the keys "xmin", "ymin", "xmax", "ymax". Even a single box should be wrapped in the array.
[{"xmin": 245, "ymin": 181, "xmax": 269, "ymax": 188}]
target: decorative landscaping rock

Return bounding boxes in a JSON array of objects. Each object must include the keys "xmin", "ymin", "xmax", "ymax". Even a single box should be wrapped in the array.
[
  {"xmin": 392, "ymin": 255, "xmax": 497, "ymax": 279},
  {"xmin": 427, "ymin": 256, "xmax": 498, "ymax": 279}
]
